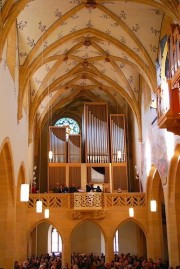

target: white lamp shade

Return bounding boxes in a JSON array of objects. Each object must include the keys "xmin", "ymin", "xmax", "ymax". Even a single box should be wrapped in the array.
[
  {"xmin": 36, "ymin": 200, "xmax": 43, "ymax": 213},
  {"xmin": 44, "ymin": 209, "xmax": 50, "ymax": 218},
  {"xmin": 129, "ymin": 207, "xmax": 134, "ymax": 217},
  {"xmin": 117, "ymin": 150, "xmax": 122, "ymax": 159},
  {"xmin": 150, "ymin": 200, "xmax": 157, "ymax": 212},
  {"xmin": 20, "ymin": 184, "xmax": 29, "ymax": 202},
  {"xmin": 49, "ymin": 150, "xmax": 53, "ymax": 159}
]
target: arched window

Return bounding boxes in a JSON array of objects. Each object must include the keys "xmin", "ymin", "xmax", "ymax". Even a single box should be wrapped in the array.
[
  {"xmin": 113, "ymin": 230, "xmax": 119, "ymax": 254},
  {"xmin": 48, "ymin": 226, "xmax": 62, "ymax": 255},
  {"xmin": 55, "ymin": 117, "xmax": 80, "ymax": 140}
]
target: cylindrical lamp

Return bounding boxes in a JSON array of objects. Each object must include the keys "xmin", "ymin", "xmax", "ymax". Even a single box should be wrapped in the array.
[
  {"xmin": 36, "ymin": 200, "xmax": 43, "ymax": 213},
  {"xmin": 117, "ymin": 150, "xmax": 122, "ymax": 159},
  {"xmin": 20, "ymin": 184, "xmax": 29, "ymax": 202},
  {"xmin": 150, "ymin": 200, "xmax": 157, "ymax": 212},
  {"xmin": 44, "ymin": 209, "xmax": 50, "ymax": 219},
  {"xmin": 129, "ymin": 207, "xmax": 134, "ymax": 217},
  {"xmin": 49, "ymin": 150, "xmax": 53, "ymax": 160}
]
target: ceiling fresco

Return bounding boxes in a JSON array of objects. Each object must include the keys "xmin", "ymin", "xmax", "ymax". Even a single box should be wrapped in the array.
[{"xmin": 0, "ymin": 0, "xmax": 179, "ymax": 135}]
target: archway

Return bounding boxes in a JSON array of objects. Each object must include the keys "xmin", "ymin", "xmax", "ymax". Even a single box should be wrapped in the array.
[
  {"xmin": 146, "ymin": 165, "xmax": 168, "ymax": 262},
  {"xmin": 0, "ymin": 139, "xmax": 15, "ymax": 269},
  {"xmin": 27, "ymin": 221, "xmax": 63, "ymax": 257},
  {"xmin": 71, "ymin": 220, "xmax": 105, "ymax": 256},
  {"xmin": 14, "ymin": 164, "xmax": 28, "ymax": 262},
  {"xmin": 167, "ymin": 144, "xmax": 180, "ymax": 267},
  {"xmin": 114, "ymin": 220, "xmax": 147, "ymax": 258}
]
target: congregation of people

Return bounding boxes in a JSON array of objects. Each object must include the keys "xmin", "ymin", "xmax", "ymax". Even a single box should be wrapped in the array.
[{"xmin": 13, "ymin": 252, "xmax": 178, "ymax": 269}]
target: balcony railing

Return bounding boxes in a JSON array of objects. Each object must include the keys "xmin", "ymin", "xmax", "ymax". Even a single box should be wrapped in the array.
[{"xmin": 27, "ymin": 192, "xmax": 146, "ymax": 210}]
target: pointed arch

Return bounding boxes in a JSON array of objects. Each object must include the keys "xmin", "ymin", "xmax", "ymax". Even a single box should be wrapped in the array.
[
  {"xmin": 0, "ymin": 137, "xmax": 15, "ymax": 269},
  {"xmin": 70, "ymin": 219, "xmax": 106, "ymax": 255},
  {"xmin": 146, "ymin": 164, "xmax": 167, "ymax": 261},
  {"xmin": 0, "ymin": 137, "xmax": 14, "ymax": 203},
  {"xmin": 166, "ymin": 143, "xmax": 180, "ymax": 267},
  {"xmin": 27, "ymin": 220, "xmax": 63, "ymax": 257},
  {"xmin": 114, "ymin": 219, "xmax": 147, "ymax": 257}
]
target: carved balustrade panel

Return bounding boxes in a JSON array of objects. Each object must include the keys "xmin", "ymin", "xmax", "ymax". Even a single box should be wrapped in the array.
[
  {"xmin": 105, "ymin": 193, "xmax": 146, "ymax": 207},
  {"xmin": 74, "ymin": 193, "xmax": 102, "ymax": 209},
  {"xmin": 28, "ymin": 194, "xmax": 69, "ymax": 208}
]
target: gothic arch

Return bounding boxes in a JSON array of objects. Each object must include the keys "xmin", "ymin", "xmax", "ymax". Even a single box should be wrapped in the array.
[
  {"xmin": 27, "ymin": 220, "xmax": 63, "ymax": 257},
  {"xmin": 115, "ymin": 219, "xmax": 147, "ymax": 258},
  {"xmin": 70, "ymin": 219, "xmax": 106, "ymax": 255},
  {"xmin": 166, "ymin": 143, "xmax": 180, "ymax": 267},
  {"xmin": 14, "ymin": 163, "xmax": 28, "ymax": 262},
  {"xmin": 0, "ymin": 138, "xmax": 15, "ymax": 269},
  {"xmin": 146, "ymin": 164, "xmax": 167, "ymax": 261},
  {"xmin": 114, "ymin": 218, "xmax": 147, "ymax": 238}
]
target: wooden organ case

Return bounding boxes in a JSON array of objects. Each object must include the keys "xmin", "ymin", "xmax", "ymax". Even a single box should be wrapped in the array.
[
  {"xmin": 110, "ymin": 114, "xmax": 128, "ymax": 191},
  {"xmin": 48, "ymin": 103, "xmax": 128, "ymax": 192},
  {"xmin": 83, "ymin": 103, "xmax": 128, "ymax": 192},
  {"xmin": 157, "ymin": 24, "xmax": 180, "ymax": 135},
  {"xmin": 48, "ymin": 126, "xmax": 81, "ymax": 191}
]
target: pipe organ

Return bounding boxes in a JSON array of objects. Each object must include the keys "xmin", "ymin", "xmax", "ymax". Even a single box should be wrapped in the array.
[
  {"xmin": 48, "ymin": 102, "xmax": 128, "ymax": 192},
  {"xmin": 110, "ymin": 114, "xmax": 126, "ymax": 163},
  {"xmin": 68, "ymin": 134, "xmax": 81, "ymax": 163},
  {"xmin": 49, "ymin": 127, "xmax": 67, "ymax": 163},
  {"xmin": 84, "ymin": 103, "xmax": 110, "ymax": 163}
]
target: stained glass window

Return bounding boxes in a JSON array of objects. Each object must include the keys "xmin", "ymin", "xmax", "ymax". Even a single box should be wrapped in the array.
[{"xmin": 54, "ymin": 118, "xmax": 80, "ymax": 140}]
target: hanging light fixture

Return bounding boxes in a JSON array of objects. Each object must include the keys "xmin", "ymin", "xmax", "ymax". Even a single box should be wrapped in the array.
[
  {"xmin": 49, "ymin": 150, "xmax": 53, "ymax": 160},
  {"xmin": 129, "ymin": 207, "xmax": 134, "ymax": 217},
  {"xmin": 117, "ymin": 150, "xmax": 122, "ymax": 160},
  {"xmin": 36, "ymin": 200, "xmax": 43, "ymax": 213},
  {"xmin": 150, "ymin": 200, "xmax": 157, "ymax": 212},
  {"xmin": 44, "ymin": 208, "xmax": 50, "ymax": 218},
  {"xmin": 20, "ymin": 184, "xmax": 29, "ymax": 202},
  {"xmin": 48, "ymin": 79, "xmax": 53, "ymax": 162}
]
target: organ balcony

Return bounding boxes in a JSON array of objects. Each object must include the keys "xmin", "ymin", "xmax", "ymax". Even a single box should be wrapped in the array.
[
  {"xmin": 157, "ymin": 77, "xmax": 180, "ymax": 135},
  {"xmin": 157, "ymin": 24, "xmax": 180, "ymax": 135},
  {"xmin": 48, "ymin": 103, "xmax": 129, "ymax": 193},
  {"xmin": 27, "ymin": 192, "xmax": 146, "ymax": 219}
]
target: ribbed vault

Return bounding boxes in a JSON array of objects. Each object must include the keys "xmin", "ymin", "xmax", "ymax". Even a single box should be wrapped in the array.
[{"xmin": 0, "ymin": 0, "xmax": 179, "ymax": 142}]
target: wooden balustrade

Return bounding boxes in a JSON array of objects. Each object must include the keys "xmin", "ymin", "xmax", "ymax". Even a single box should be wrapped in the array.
[{"xmin": 27, "ymin": 192, "xmax": 145, "ymax": 210}]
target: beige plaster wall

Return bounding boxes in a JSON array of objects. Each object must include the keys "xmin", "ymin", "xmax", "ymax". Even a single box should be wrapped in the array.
[{"xmin": 0, "ymin": 43, "xmax": 30, "ymax": 186}]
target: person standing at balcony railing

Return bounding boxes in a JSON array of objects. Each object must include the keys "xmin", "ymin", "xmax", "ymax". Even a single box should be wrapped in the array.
[
  {"xmin": 54, "ymin": 182, "xmax": 60, "ymax": 193},
  {"xmin": 63, "ymin": 184, "xmax": 69, "ymax": 193},
  {"xmin": 86, "ymin": 182, "xmax": 94, "ymax": 192},
  {"xmin": 96, "ymin": 186, "xmax": 102, "ymax": 192},
  {"xmin": 59, "ymin": 185, "xmax": 64, "ymax": 193},
  {"xmin": 69, "ymin": 183, "xmax": 78, "ymax": 193}
]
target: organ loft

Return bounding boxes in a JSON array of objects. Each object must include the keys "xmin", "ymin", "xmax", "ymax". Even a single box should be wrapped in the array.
[{"xmin": 47, "ymin": 102, "xmax": 129, "ymax": 194}]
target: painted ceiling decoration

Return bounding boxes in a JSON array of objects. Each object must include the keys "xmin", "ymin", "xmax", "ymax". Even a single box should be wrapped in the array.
[{"xmin": 0, "ymin": 0, "xmax": 179, "ymax": 142}]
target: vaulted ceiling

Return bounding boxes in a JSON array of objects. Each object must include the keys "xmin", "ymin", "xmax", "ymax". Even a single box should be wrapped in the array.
[{"xmin": 0, "ymin": 0, "xmax": 179, "ymax": 140}]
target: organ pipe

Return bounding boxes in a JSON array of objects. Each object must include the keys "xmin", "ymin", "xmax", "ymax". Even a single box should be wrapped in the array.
[
  {"xmin": 110, "ymin": 114, "xmax": 126, "ymax": 163},
  {"xmin": 84, "ymin": 103, "xmax": 109, "ymax": 163}
]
